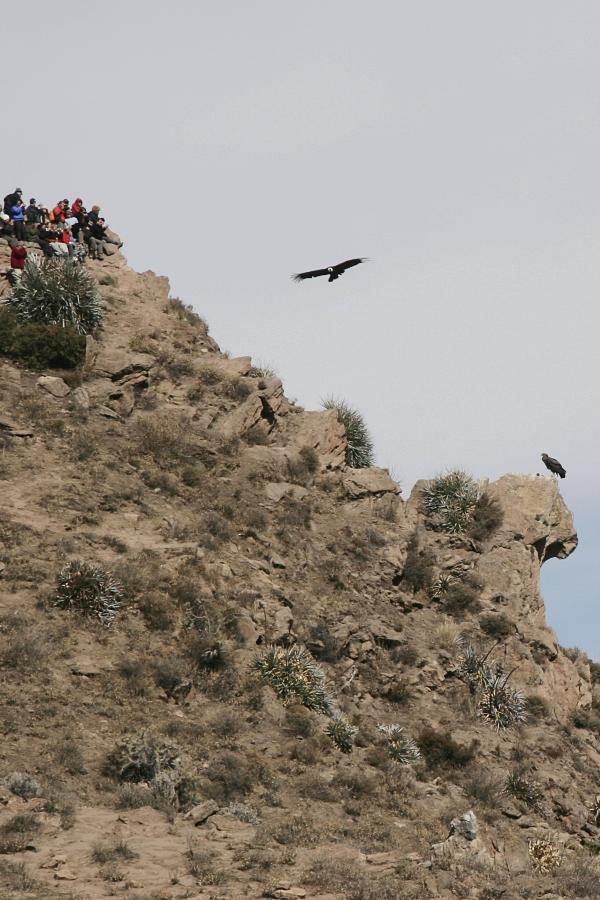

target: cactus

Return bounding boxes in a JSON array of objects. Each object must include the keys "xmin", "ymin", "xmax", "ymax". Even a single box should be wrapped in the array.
[
  {"xmin": 106, "ymin": 733, "xmax": 180, "ymax": 783},
  {"xmin": 10, "ymin": 257, "xmax": 102, "ymax": 334},
  {"xmin": 54, "ymin": 560, "xmax": 123, "ymax": 627},
  {"xmin": 478, "ymin": 670, "xmax": 527, "ymax": 730},
  {"xmin": 254, "ymin": 645, "xmax": 334, "ymax": 714}
]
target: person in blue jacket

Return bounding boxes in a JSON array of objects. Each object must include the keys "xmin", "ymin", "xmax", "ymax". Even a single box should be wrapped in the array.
[{"xmin": 11, "ymin": 200, "xmax": 27, "ymax": 242}]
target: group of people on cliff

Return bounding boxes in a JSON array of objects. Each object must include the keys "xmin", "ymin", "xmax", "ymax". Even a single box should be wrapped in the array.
[{"xmin": 1, "ymin": 187, "xmax": 122, "ymax": 266}]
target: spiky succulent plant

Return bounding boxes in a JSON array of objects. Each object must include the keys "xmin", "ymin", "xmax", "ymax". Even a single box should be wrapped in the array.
[
  {"xmin": 326, "ymin": 714, "xmax": 358, "ymax": 753},
  {"xmin": 106, "ymin": 733, "xmax": 180, "ymax": 783},
  {"xmin": 54, "ymin": 560, "xmax": 123, "ymax": 627},
  {"xmin": 422, "ymin": 470, "xmax": 479, "ymax": 533},
  {"xmin": 504, "ymin": 770, "xmax": 542, "ymax": 809},
  {"xmin": 477, "ymin": 670, "xmax": 527, "ymax": 730},
  {"xmin": 377, "ymin": 724, "xmax": 421, "ymax": 764},
  {"xmin": 431, "ymin": 573, "xmax": 454, "ymax": 600},
  {"xmin": 528, "ymin": 839, "xmax": 561, "ymax": 874},
  {"xmin": 322, "ymin": 397, "xmax": 374, "ymax": 468},
  {"xmin": 10, "ymin": 257, "xmax": 103, "ymax": 334},
  {"xmin": 254, "ymin": 644, "xmax": 334, "ymax": 714}
]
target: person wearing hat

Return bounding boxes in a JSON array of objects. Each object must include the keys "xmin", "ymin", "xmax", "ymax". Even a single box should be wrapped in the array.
[{"xmin": 3, "ymin": 188, "xmax": 22, "ymax": 215}]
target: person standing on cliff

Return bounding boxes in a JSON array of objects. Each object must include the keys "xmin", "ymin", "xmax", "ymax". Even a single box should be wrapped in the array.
[{"xmin": 10, "ymin": 198, "xmax": 27, "ymax": 242}]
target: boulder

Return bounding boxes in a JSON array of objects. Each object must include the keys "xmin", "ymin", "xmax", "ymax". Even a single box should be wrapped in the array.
[
  {"xmin": 265, "ymin": 482, "xmax": 308, "ymax": 503},
  {"xmin": 449, "ymin": 810, "xmax": 478, "ymax": 841},
  {"xmin": 189, "ymin": 799, "xmax": 220, "ymax": 825},
  {"xmin": 70, "ymin": 386, "xmax": 90, "ymax": 411},
  {"xmin": 214, "ymin": 393, "xmax": 264, "ymax": 438},
  {"xmin": 36, "ymin": 375, "xmax": 70, "ymax": 398},
  {"xmin": 343, "ymin": 466, "xmax": 400, "ymax": 499},
  {"xmin": 93, "ymin": 348, "xmax": 154, "ymax": 381},
  {"xmin": 198, "ymin": 355, "xmax": 252, "ymax": 377},
  {"xmin": 290, "ymin": 409, "xmax": 347, "ymax": 469}
]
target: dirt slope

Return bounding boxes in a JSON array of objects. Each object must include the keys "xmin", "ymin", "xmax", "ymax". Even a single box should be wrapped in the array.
[{"xmin": 1, "ymin": 239, "xmax": 599, "ymax": 900}]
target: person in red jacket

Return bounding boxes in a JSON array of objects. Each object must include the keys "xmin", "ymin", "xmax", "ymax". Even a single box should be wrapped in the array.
[
  {"xmin": 10, "ymin": 244, "xmax": 27, "ymax": 269},
  {"xmin": 72, "ymin": 198, "xmax": 83, "ymax": 216},
  {"xmin": 51, "ymin": 201, "xmax": 66, "ymax": 223}
]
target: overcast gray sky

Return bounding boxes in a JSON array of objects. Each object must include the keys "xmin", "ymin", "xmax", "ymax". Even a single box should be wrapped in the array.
[{"xmin": 4, "ymin": 1, "xmax": 599, "ymax": 655}]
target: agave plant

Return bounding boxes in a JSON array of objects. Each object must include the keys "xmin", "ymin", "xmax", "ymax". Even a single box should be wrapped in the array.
[
  {"xmin": 377, "ymin": 724, "xmax": 421, "ymax": 764},
  {"xmin": 422, "ymin": 470, "xmax": 479, "ymax": 533},
  {"xmin": 478, "ymin": 671, "xmax": 527, "ymax": 730},
  {"xmin": 54, "ymin": 560, "xmax": 123, "ymax": 627},
  {"xmin": 10, "ymin": 257, "xmax": 102, "ymax": 334},
  {"xmin": 254, "ymin": 644, "xmax": 334, "ymax": 714},
  {"xmin": 322, "ymin": 397, "xmax": 374, "ymax": 468},
  {"xmin": 326, "ymin": 714, "xmax": 358, "ymax": 753}
]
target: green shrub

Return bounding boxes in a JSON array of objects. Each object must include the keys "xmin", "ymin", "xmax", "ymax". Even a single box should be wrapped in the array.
[
  {"xmin": 0, "ymin": 306, "xmax": 85, "ymax": 369},
  {"xmin": 54, "ymin": 560, "xmax": 123, "ymax": 627},
  {"xmin": 323, "ymin": 396, "xmax": 374, "ymax": 468},
  {"xmin": 417, "ymin": 727, "xmax": 476, "ymax": 770},
  {"xmin": 422, "ymin": 470, "xmax": 479, "ymax": 533},
  {"xmin": 10, "ymin": 258, "xmax": 102, "ymax": 334},
  {"xmin": 468, "ymin": 491, "xmax": 504, "ymax": 541},
  {"xmin": 401, "ymin": 531, "xmax": 434, "ymax": 593},
  {"xmin": 254, "ymin": 645, "xmax": 334, "ymax": 714}
]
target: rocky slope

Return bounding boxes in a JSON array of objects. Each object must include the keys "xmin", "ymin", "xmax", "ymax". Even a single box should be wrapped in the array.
[{"xmin": 0, "ymin": 238, "xmax": 599, "ymax": 900}]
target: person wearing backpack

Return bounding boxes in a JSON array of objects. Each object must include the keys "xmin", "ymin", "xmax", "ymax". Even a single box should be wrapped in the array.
[{"xmin": 3, "ymin": 188, "xmax": 22, "ymax": 215}]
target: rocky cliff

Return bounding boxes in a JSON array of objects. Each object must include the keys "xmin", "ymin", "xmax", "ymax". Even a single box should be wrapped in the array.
[{"xmin": 0, "ymin": 238, "xmax": 598, "ymax": 900}]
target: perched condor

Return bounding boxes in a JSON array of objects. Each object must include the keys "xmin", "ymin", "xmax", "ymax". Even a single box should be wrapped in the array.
[
  {"xmin": 541, "ymin": 453, "xmax": 566, "ymax": 479},
  {"xmin": 292, "ymin": 257, "xmax": 367, "ymax": 283}
]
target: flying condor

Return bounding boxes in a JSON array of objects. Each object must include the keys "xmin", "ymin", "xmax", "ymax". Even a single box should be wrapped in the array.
[
  {"xmin": 292, "ymin": 258, "xmax": 367, "ymax": 283},
  {"xmin": 541, "ymin": 453, "xmax": 566, "ymax": 479}
]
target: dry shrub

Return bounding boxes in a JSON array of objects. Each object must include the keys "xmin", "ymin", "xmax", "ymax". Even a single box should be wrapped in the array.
[
  {"xmin": 0, "ymin": 617, "xmax": 51, "ymax": 671},
  {"xmin": 418, "ymin": 727, "xmax": 477, "ymax": 771},
  {"xmin": 401, "ymin": 531, "xmax": 434, "ymax": 593},
  {"xmin": 259, "ymin": 815, "xmax": 320, "ymax": 847},
  {"xmin": 132, "ymin": 413, "xmax": 194, "ymax": 465},
  {"xmin": 306, "ymin": 857, "xmax": 416, "ymax": 900},
  {"xmin": 205, "ymin": 751, "xmax": 269, "ymax": 803},
  {"xmin": 479, "ymin": 612, "xmax": 512, "ymax": 639},
  {"xmin": 444, "ymin": 575, "xmax": 482, "ymax": 618},
  {"xmin": 138, "ymin": 592, "xmax": 174, "ymax": 631},
  {"xmin": 431, "ymin": 617, "xmax": 463, "ymax": 650},
  {"xmin": 468, "ymin": 492, "xmax": 504, "ymax": 542}
]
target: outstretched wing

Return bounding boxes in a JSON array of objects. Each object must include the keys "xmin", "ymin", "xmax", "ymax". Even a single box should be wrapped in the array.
[
  {"xmin": 292, "ymin": 267, "xmax": 329, "ymax": 282},
  {"xmin": 332, "ymin": 257, "xmax": 367, "ymax": 274}
]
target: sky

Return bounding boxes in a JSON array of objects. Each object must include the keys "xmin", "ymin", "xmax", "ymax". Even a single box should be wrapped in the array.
[{"xmin": 3, "ymin": 1, "xmax": 599, "ymax": 655}]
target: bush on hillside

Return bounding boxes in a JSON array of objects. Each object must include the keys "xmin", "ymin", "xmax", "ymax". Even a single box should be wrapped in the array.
[
  {"xmin": 322, "ymin": 396, "xmax": 374, "ymax": 468},
  {"xmin": 10, "ymin": 258, "xmax": 102, "ymax": 334},
  {"xmin": 105, "ymin": 733, "xmax": 180, "ymax": 783},
  {"xmin": 401, "ymin": 530, "xmax": 435, "ymax": 593},
  {"xmin": 467, "ymin": 491, "xmax": 504, "ymax": 542},
  {"xmin": 54, "ymin": 560, "xmax": 123, "ymax": 627},
  {"xmin": 422, "ymin": 469, "xmax": 479, "ymax": 533},
  {"xmin": 377, "ymin": 725, "xmax": 421, "ymax": 764},
  {"xmin": 326, "ymin": 714, "xmax": 358, "ymax": 754},
  {"xmin": 417, "ymin": 726, "xmax": 476, "ymax": 770},
  {"xmin": 254, "ymin": 644, "xmax": 334, "ymax": 714},
  {"xmin": 0, "ymin": 306, "xmax": 85, "ymax": 369}
]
